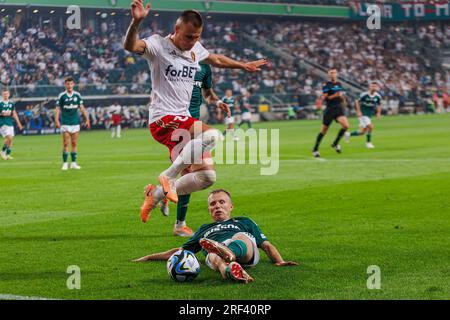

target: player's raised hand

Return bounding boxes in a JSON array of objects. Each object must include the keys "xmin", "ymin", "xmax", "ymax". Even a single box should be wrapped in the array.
[
  {"xmin": 243, "ymin": 59, "xmax": 268, "ymax": 72},
  {"xmin": 131, "ymin": 0, "xmax": 151, "ymax": 22},
  {"xmin": 217, "ymin": 101, "xmax": 231, "ymax": 118},
  {"xmin": 275, "ymin": 261, "xmax": 299, "ymax": 267}
]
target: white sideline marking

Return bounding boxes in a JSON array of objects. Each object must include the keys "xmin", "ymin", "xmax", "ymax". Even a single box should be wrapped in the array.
[{"xmin": 0, "ymin": 294, "xmax": 60, "ymax": 300}]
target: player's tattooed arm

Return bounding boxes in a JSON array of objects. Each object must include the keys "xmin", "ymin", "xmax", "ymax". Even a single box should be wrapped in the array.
[
  {"xmin": 204, "ymin": 54, "xmax": 268, "ymax": 72},
  {"xmin": 79, "ymin": 105, "xmax": 91, "ymax": 129},
  {"xmin": 12, "ymin": 110, "xmax": 23, "ymax": 131},
  {"xmin": 203, "ymin": 88, "xmax": 231, "ymax": 117},
  {"xmin": 132, "ymin": 248, "xmax": 182, "ymax": 262},
  {"xmin": 260, "ymin": 241, "xmax": 299, "ymax": 267},
  {"xmin": 123, "ymin": 0, "xmax": 151, "ymax": 54}
]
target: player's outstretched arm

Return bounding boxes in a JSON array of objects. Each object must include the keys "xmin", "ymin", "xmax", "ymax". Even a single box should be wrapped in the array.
[
  {"xmin": 260, "ymin": 241, "xmax": 299, "ymax": 267},
  {"xmin": 12, "ymin": 110, "xmax": 23, "ymax": 131},
  {"xmin": 204, "ymin": 54, "xmax": 267, "ymax": 72},
  {"xmin": 123, "ymin": 0, "xmax": 151, "ymax": 54},
  {"xmin": 355, "ymin": 100, "xmax": 362, "ymax": 117},
  {"xmin": 203, "ymin": 88, "xmax": 231, "ymax": 117},
  {"xmin": 132, "ymin": 247, "xmax": 181, "ymax": 262}
]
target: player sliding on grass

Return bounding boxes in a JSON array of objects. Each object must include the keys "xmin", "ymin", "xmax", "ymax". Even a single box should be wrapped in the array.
[
  {"xmin": 0, "ymin": 88, "xmax": 23, "ymax": 160},
  {"xmin": 133, "ymin": 189, "xmax": 298, "ymax": 283},
  {"xmin": 312, "ymin": 68, "xmax": 349, "ymax": 158},
  {"xmin": 345, "ymin": 82, "xmax": 382, "ymax": 149},
  {"xmin": 55, "ymin": 77, "xmax": 90, "ymax": 170},
  {"xmin": 123, "ymin": 2, "xmax": 267, "ymax": 224}
]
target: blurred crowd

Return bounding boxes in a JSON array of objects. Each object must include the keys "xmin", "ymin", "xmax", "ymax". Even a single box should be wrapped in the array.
[{"xmin": 1, "ymin": 11, "xmax": 450, "ymax": 117}]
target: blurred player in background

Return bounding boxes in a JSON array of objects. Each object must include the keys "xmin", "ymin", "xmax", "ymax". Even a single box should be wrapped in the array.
[
  {"xmin": 0, "ymin": 88, "xmax": 23, "ymax": 160},
  {"xmin": 238, "ymin": 90, "xmax": 253, "ymax": 129},
  {"xmin": 133, "ymin": 189, "xmax": 298, "ymax": 283},
  {"xmin": 123, "ymin": 2, "xmax": 266, "ymax": 224},
  {"xmin": 312, "ymin": 68, "xmax": 349, "ymax": 158},
  {"xmin": 161, "ymin": 62, "xmax": 229, "ymax": 237},
  {"xmin": 345, "ymin": 82, "xmax": 382, "ymax": 148},
  {"xmin": 109, "ymin": 101, "xmax": 122, "ymax": 138},
  {"xmin": 222, "ymin": 89, "xmax": 240, "ymax": 140},
  {"xmin": 55, "ymin": 77, "xmax": 90, "ymax": 170}
]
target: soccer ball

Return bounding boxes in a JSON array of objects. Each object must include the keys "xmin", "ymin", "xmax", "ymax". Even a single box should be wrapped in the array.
[{"xmin": 167, "ymin": 249, "xmax": 200, "ymax": 282}]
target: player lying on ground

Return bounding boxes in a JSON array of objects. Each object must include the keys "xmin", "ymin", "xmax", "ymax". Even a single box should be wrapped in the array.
[
  {"xmin": 345, "ymin": 82, "xmax": 382, "ymax": 149},
  {"xmin": 123, "ymin": 2, "xmax": 267, "ymax": 224},
  {"xmin": 312, "ymin": 68, "xmax": 349, "ymax": 158},
  {"xmin": 161, "ymin": 62, "xmax": 230, "ymax": 237},
  {"xmin": 55, "ymin": 77, "xmax": 91, "ymax": 170},
  {"xmin": 0, "ymin": 88, "xmax": 23, "ymax": 160},
  {"xmin": 133, "ymin": 189, "xmax": 298, "ymax": 283}
]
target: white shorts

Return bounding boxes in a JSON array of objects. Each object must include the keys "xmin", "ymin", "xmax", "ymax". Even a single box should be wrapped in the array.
[
  {"xmin": 61, "ymin": 125, "xmax": 80, "ymax": 134},
  {"xmin": 241, "ymin": 112, "xmax": 252, "ymax": 121},
  {"xmin": 358, "ymin": 116, "xmax": 372, "ymax": 128},
  {"xmin": 225, "ymin": 116, "xmax": 235, "ymax": 125},
  {"xmin": 0, "ymin": 125, "xmax": 14, "ymax": 138},
  {"xmin": 205, "ymin": 232, "xmax": 260, "ymax": 270}
]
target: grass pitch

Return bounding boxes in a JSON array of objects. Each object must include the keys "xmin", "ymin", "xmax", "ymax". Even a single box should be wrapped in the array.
[{"xmin": 1, "ymin": 114, "xmax": 449, "ymax": 299}]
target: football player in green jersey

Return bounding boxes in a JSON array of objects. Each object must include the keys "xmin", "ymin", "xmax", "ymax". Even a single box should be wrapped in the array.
[
  {"xmin": 0, "ymin": 88, "xmax": 23, "ymax": 160},
  {"xmin": 345, "ymin": 82, "xmax": 382, "ymax": 148},
  {"xmin": 238, "ymin": 91, "xmax": 253, "ymax": 129},
  {"xmin": 134, "ymin": 189, "xmax": 298, "ymax": 283},
  {"xmin": 222, "ymin": 89, "xmax": 240, "ymax": 140},
  {"xmin": 55, "ymin": 77, "xmax": 90, "ymax": 170},
  {"xmin": 162, "ymin": 63, "xmax": 231, "ymax": 238}
]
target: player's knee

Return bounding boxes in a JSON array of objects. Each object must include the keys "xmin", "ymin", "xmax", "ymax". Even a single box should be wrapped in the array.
[
  {"xmin": 195, "ymin": 170, "xmax": 216, "ymax": 188},
  {"xmin": 200, "ymin": 129, "xmax": 223, "ymax": 152}
]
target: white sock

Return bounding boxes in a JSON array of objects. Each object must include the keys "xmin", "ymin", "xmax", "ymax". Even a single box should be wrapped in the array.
[
  {"xmin": 175, "ymin": 170, "xmax": 216, "ymax": 195},
  {"xmin": 176, "ymin": 220, "xmax": 186, "ymax": 228},
  {"xmin": 161, "ymin": 129, "xmax": 221, "ymax": 179},
  {"xmin": 111, "ymin": 127, "xmax": 115, "ymax": 138},
  {"xmin": 117, "ymin": 125, "xmax": 121, "ymax": 137},
  {"xmin": 152, "ymin": 185, "xmax": 164, "ymax": 207}
]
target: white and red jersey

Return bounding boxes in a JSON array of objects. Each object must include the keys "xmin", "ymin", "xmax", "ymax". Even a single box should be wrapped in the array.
[
  {"xmin": 108, "ymin": 104, "xmax": 122, "ymax": 115},
  {"xmin": 141, "ymin": 34, "xmax": 210, "ymax": 123}
]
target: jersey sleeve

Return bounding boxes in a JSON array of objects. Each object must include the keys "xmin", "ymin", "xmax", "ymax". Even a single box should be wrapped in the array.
[
  {"xmin": 322, "ymin": 84, "xmax": 330, "ymax": 94},
  {"xmin": 243, "ymin": 218, "xmax": 268, "ymax": 246},
  {"xmin": 194, "ymin": 41, "xmax": 210, "ymax": 62},
  {"xmin": 78, "ymin": 94, "xmax": 84, "ymax": 105},
  {"xmin": 359, "ymin": 92, "xmax": 366, "ymax": 102},
  {"xmin": 203, "ymin": 64, "xmax": 213, "ymax": 90},
  {"xmin": 181, "ymin": 225, "xmax": 206, "ymax": 253},
  {"xmin": 142, "ymin": 34, "xmax": 162, "ymax": 61},
  {"xmin": 56, "ymin": 94, "xmax": 62, "ymax": 108}
]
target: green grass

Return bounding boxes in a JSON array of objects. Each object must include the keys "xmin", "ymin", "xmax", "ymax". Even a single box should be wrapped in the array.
[{"xmin": 1, "ymin": 114, "xmax": 450, "ymax": 299}]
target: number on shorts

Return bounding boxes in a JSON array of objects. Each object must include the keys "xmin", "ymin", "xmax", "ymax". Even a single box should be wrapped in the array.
[{"xmin": 173, "ymin": 116, "xmax": 188, "ymax": 122}]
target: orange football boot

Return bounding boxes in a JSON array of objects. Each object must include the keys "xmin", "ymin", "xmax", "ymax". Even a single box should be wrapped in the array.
[
  {"xmin": 158, "ymin": 175, "xmax": 178, "ymax": 203},
  {"xmin": 140, "ymin": 184, "xmax": 156, "ymax": 223}
]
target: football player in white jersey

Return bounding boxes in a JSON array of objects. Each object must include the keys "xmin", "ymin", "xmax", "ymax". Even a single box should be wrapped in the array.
[
  {"xmin": 124, "ymin": 1, "xmax": 267, "ymax": 225},
  {"xmin": 108, "ymin": 101, "xmax": 122, "ymax": 138}
]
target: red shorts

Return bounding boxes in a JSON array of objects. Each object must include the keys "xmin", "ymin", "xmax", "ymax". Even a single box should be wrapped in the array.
[
  {"xmin": 149, "ymin": 115, "xmax": 199, "ymax": 161},
  {"xmin": 112, "ymin": 114, "xmax": 121, "ymax": 126}
]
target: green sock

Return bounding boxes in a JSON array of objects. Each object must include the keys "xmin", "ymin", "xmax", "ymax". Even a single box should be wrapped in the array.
[
  {"xmin": 71, "ymin": 152, "xmax": 77, "ymax": 162},
  {"xmin": 2, "ymin": 145, "xmax": 7, "ymax": 152},
  {"xmin": 176, "ymin": 194, "xmax": 191, "ymax": 224},
  {"xmin": 62, "ymin": 152, "xmax": 68, "ymax": 163},
  {"xmin": 227, "ymin": 240, "xmax": 247, "ymax": 259},
  {"xmin": 366, "ymin": 133, "xmax": 372, "ymax": 143},
  {"xmin": 6, "ymin": 148, "xmax": 11, "ymax": 155},
  {"xmin": 350, "ymin": 131, "xmax": 362, "ymax": 136}
]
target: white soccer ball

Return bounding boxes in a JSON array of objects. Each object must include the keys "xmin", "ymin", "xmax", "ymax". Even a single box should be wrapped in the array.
[{"xmin": 167, "ymin": 249, "xmax": 200, "ymax": 282}]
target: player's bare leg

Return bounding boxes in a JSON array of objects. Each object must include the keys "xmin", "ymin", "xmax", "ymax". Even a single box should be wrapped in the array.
[
  {"xmin": 312, "ymin": 125, "xmax": 328, "ymax": 157},
  {"xmin": 61, "ymin": 132, "xmax": 71, "ymax": 170},
  {"xmin": 159, "ymin": 121, "xmax": 221, "ymax": 202},
  {"xmin": 1, "ymin": 136, "xmax": 13, "ymax": 160},
  {"xmin": 332, "ymin": 116, "xmax": 349, "ymax": 154},
  {"xmin": 70, "ymin": 132, "xmax": 81, "ymax": 169}
]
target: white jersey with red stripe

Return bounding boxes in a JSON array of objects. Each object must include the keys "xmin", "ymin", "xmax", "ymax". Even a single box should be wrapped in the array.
[
  {"xmin": 141, "ymin": 34, "xmax": 210, "ymax": 123},
  {"xmin": 108, "ymin": 104, "xmax": 122, "ymax": 115}
]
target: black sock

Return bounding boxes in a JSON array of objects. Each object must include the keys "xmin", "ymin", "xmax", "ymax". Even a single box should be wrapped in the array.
[
  {"xmin": 333, "ymin": 128, "xmax": 347, "ymax": 146},
  {"xmin": 313, "ymin": 132, "xmax": 324, "ymax": 151}
]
